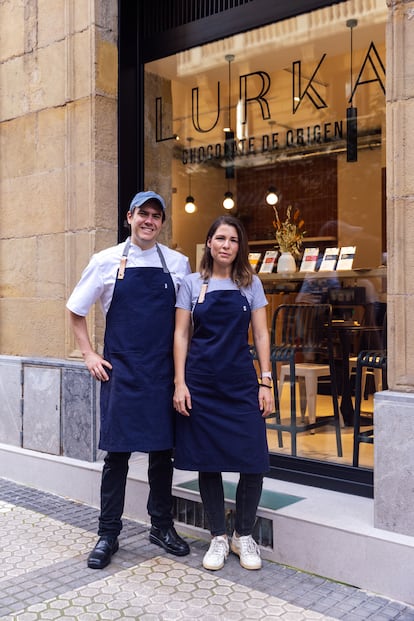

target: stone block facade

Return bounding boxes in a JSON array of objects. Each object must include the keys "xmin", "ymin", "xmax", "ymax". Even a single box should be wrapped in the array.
[
  {"xmin": 0, "ymin": 0, "xmax": 118, "ymax": 360},
  {"xmin": 1, "ymin": 0, "xmax": 414, "ymax": 538}
]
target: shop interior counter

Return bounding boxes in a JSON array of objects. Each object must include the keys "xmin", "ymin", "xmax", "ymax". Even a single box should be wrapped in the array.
[{"xmin": 259, "ymin": 266, "xmax": 386, "ymax": 285}]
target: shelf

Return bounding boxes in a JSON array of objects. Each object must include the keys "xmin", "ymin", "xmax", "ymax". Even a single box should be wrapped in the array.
[
  {"xmin": 258, "ymin": 266, "xmax": 387, "ymax": 283},
  {"xmin": 249, "ymin": 236, "xmax": 336, "ymax": 247}
]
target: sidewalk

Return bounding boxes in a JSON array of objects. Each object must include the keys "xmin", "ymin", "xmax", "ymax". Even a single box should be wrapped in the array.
[{"xmin": 1, "ymin": 478, "xmax": 413, "ymax": 620}]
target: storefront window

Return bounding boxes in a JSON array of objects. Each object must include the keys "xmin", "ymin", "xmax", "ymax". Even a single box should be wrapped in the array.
[{"xmin": 144, "ymin": 0, "xmax": 386, "ymax": 470}]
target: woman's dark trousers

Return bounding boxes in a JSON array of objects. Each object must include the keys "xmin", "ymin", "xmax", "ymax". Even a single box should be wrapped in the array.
[{"xmin": 198, "ymin": 471, "xmax": 263, "ymax": 537}]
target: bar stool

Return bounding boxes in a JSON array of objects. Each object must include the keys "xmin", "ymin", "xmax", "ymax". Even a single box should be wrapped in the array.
[
  {"xmin": 279, "ymin": 363, "xmax": 334, "ymax": 430},
  {"xmin": 349, "ymin": 356, "xmax": 383, "ymax": 398},
  {"xmin": 349, "ymin": 309, "xmax": 387, "ymax": 399},
  {"xmin": 267, "ymin": 304, "xmax": 342, "ymax": 457},
  {"xmin": 250, "ymin": 344, "xmax": 283, "ymax": 447},
  {"xmin": 353, "ymin": 350, "xmax": 387, "ymax": 467}
]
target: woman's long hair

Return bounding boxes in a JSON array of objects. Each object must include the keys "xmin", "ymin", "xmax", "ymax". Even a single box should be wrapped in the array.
[{"xmin": 199, "ymin": 215, "xmax": 254, "ymax": 287}]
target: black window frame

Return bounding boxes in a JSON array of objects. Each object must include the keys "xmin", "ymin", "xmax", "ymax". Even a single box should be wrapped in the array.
[{"xmin": 118, "ymin": 0, "xmax": 373, "ymax": 498}]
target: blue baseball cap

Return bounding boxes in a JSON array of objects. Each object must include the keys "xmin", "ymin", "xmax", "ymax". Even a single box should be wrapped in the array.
[{"xmin": 129, "ymin": 191, "xmax": 166, "ymax": 213}]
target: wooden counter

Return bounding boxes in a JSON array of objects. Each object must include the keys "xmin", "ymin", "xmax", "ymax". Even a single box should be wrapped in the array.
[{"xmin": 258, "ymin": 266, "xmax": 387, "ymax": 285}]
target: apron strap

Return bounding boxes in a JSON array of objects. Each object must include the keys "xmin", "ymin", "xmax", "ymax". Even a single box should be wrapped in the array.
[
  {"xmin": 197, "ymin": 278, "xmax": 209, "ymax": 304},
  {"xmin": 117, "ymin": 237, "xmax": 131, "ymax": 280},
  {"xmin": 117, "ymin": 239, "xmax": 170, "ymax": 279},
  {"xmin": 196, "ymin": 277, "xmax": 244, "ymax": 306},
  {"xmin": 156, "ymin": 244, "xmax": 170, "ymax": 274}
]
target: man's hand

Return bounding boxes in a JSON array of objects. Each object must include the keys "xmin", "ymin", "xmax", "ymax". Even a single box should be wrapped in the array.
[
  {"xmin": 68, "ymin": 312, "xmax": 112, "ymax": 381},
  {"xmin": 83, "ymin": 351, "xmax": 112, "ymax": 382}
]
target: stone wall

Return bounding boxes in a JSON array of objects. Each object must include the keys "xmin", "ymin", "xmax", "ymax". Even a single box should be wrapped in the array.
[
  {"xmin": 0, "ymin": 0, "xmax": 119, "ymax": 360},
  {"xmin": 0, "ymin": 354, "xmax": 100, "ymax": 462},
  {"xmin": 385, "ymin": 0, "xmax": 414, "ymax": 393},
  {"xmin": 373, "ymin": 0, "xmax": 414, "ymax": 537}
]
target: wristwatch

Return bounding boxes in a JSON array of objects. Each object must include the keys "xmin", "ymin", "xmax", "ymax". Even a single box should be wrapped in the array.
[{"xmin": 259, "ymin": 371, "xmax": 273, "ymax": 388}]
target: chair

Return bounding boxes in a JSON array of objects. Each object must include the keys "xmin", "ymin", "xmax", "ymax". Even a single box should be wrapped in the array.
[
  {"xmin": 352, "ymin": 350, "xmax": 387, "ymax": 467},
  {"xmin": 279, "ymin": 362, "xmax": 333, "ymax": 429},
  {"xmin": 250, "ymin": 344, "xmax": 283, "ymax": 448},
  {"xmin": 267, "ymin": 304, "xmax": 342, "ymax": 457},
  {"xmin": 348, "ymin": 357, "xmax": 383, "ymax": 398},
  {"xmin": 349, "ymin": 306, "xmax": 387, "ymax": 400}
]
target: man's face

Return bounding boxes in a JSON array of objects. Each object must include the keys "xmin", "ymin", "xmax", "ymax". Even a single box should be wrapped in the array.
[{"xmin": 127, "ymin": 200, "xmax": 164, "ymax": 249}]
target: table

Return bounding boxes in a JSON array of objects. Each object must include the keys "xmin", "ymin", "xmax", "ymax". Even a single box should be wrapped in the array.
[{"xmin": 332, "ymin": 323, "xmax": 383, "ymax": 426}]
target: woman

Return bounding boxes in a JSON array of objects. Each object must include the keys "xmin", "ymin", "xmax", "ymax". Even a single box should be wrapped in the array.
[{"xmin": 173, "ymin": 215, "xmax": 273, "ymax": 572}]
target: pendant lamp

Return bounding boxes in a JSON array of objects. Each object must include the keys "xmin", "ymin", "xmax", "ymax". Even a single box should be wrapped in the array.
[
  {"xmin": 184, "ymin": 138, "xmax": 197, "ymax": 213},
  {"xmin": 346, "ymin": 19, "xmax": 358, "ymax": 162},
  {"xmin": 223, "ymin": 55, "xmax": 235, "ymax": 209},
  {"xmin": 265, "ymin": 187, "xmax": 279, "ymax": 206},
  {"xmin": 223, "ymin": 191, "xmax": 235, "ymax": 210}
]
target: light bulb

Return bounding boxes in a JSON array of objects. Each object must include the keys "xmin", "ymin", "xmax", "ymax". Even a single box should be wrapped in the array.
[
  {"xmin": 223, "ymin": 191, "xmax": 235, "ymax": 210},
  {"xmin": 266, "ymin": 187, "xmax": 279, "ymax": 206},
  {"xmin": 185, "ymin": 196, "xmax": 196, "ymax": 214}
]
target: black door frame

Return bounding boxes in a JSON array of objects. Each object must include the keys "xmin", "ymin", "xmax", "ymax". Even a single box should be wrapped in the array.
[{"xmin": 118, "ymin": 0, "xmax": 373, "ymax": 498}]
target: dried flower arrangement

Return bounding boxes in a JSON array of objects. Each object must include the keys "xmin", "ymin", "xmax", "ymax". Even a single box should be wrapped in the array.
[{"xmin": 272, "ymin": 204, "xmax": 305, "ymax": 257}]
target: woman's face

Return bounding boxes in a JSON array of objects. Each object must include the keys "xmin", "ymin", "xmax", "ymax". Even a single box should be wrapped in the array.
[{"xmin": 207, "ymin": 224, "xmax": 239, "ymax": 268}]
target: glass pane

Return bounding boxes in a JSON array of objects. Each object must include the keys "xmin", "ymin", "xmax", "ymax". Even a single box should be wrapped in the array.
[{"xmin": 144, "ymin": 0, "xmax": 386, "ymax": 468}]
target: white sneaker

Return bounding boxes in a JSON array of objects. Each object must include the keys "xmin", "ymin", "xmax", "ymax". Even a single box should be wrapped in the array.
[
  {"xmin": 202, "ymin": 535, "xmax": 229, "ymax": 570},
  {"xmin": 230, "ymin": 533, "xmax": 262, "ymax": 570}
]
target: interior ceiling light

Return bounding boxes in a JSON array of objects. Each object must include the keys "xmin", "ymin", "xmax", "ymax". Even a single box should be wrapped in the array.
[
  {"xmin": 184, "ymin": 138, "xmax": 197, "ymax": 214},
  {"xmin": 223, "ymin": 54, "xmax": 235, "ymax": 205},
  {"xmin": 224, "ymin": 54, "xmax": 235, "ymax": 180},
  {"xmin": 265, "ymin": 186, "xmax": 279, "ymax": 206},
  {"xmin": 223, "ymin": 54, "xmax": 235, "ymax": 133},
  {"xmin": 346, "ymin": 18, "xmax": 358, "ymax": 162},
  {"xmin": 184, "ymin": 196, "xmax": 196, "ymax": 214},
  {"xmin": 223, "ymin": 191, "xmax": 235, "ymax": 210}
]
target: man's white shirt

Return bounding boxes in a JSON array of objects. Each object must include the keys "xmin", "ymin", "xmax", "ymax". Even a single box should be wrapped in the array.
[{"xmin": 67, "ymin": 241, "xmax": 191, "ymax": 317}]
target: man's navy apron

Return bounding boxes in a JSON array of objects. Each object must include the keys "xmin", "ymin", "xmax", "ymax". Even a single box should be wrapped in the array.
[
  {"xmin": 99, "ymin": 240, "xmax": 176, "ymax": 452},
  {"xmin": 174, "ymin": 285, "xmax": 269, "ymax": 473}
]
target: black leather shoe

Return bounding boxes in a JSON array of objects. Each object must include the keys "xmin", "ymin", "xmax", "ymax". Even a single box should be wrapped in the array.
[
  {"xmin": 87, "ymin": 536, "xmax": 119, "ymax": 569},
  {"xmin": 149, "ymin": 525, "xmax": 190, "ymax": 556}
]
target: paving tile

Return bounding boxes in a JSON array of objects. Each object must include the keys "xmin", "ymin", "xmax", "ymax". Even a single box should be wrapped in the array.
[{"xmin": 0, "ymin": 478, "xmax": 414, "ymax": 621}]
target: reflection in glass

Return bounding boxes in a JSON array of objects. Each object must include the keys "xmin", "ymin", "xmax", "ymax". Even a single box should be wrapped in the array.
[{"xmin": 144, "ymin": 0, "xmax": 387, "ymax": 468}]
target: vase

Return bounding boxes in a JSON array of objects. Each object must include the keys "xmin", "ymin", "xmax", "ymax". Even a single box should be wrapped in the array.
[{"xmin": 277, "ymin": 251, "xmax": 296, "ymax": 273}]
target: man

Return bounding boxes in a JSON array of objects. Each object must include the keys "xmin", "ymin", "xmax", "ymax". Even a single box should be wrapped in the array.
[{"xmin": 67, "ymin": 191, "xmax": 191, "ymax": 569}]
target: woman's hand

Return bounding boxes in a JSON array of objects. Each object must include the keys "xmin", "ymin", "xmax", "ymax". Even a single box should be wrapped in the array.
[
  {"xmin": 173, "ymin": 383, "xmax": 192, "ymax": 416},
  {"xmin": 258, "ymin": 384, "xmax": 274, "ymax": 418}
]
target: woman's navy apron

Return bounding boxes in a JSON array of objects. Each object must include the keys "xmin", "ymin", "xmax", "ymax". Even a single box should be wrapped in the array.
[
  {"xmin": 99, "ymin": 240, "xmax": 176, "ymax": 452},
  {"xmin": 174, "ymin": 285, "xmax": 269, "ymax": 473}
]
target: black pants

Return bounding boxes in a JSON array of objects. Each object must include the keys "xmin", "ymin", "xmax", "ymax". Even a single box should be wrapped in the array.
[
  {"xmin": 198, "ymin": 472, "xmax": 263, "ymax": 537},
  {"xmin": 98, "ymin": 449, "xmax": 174, "ymax": 538}
]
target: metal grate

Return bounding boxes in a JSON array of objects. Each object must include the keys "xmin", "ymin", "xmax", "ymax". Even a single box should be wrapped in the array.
[
  {"xmin": 141, "ymin": 0, "xmax": 254, "ymax": 37},
  {"xmin": 173, "ymin": 496, "xmax": 274, "ymax": 548}
]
